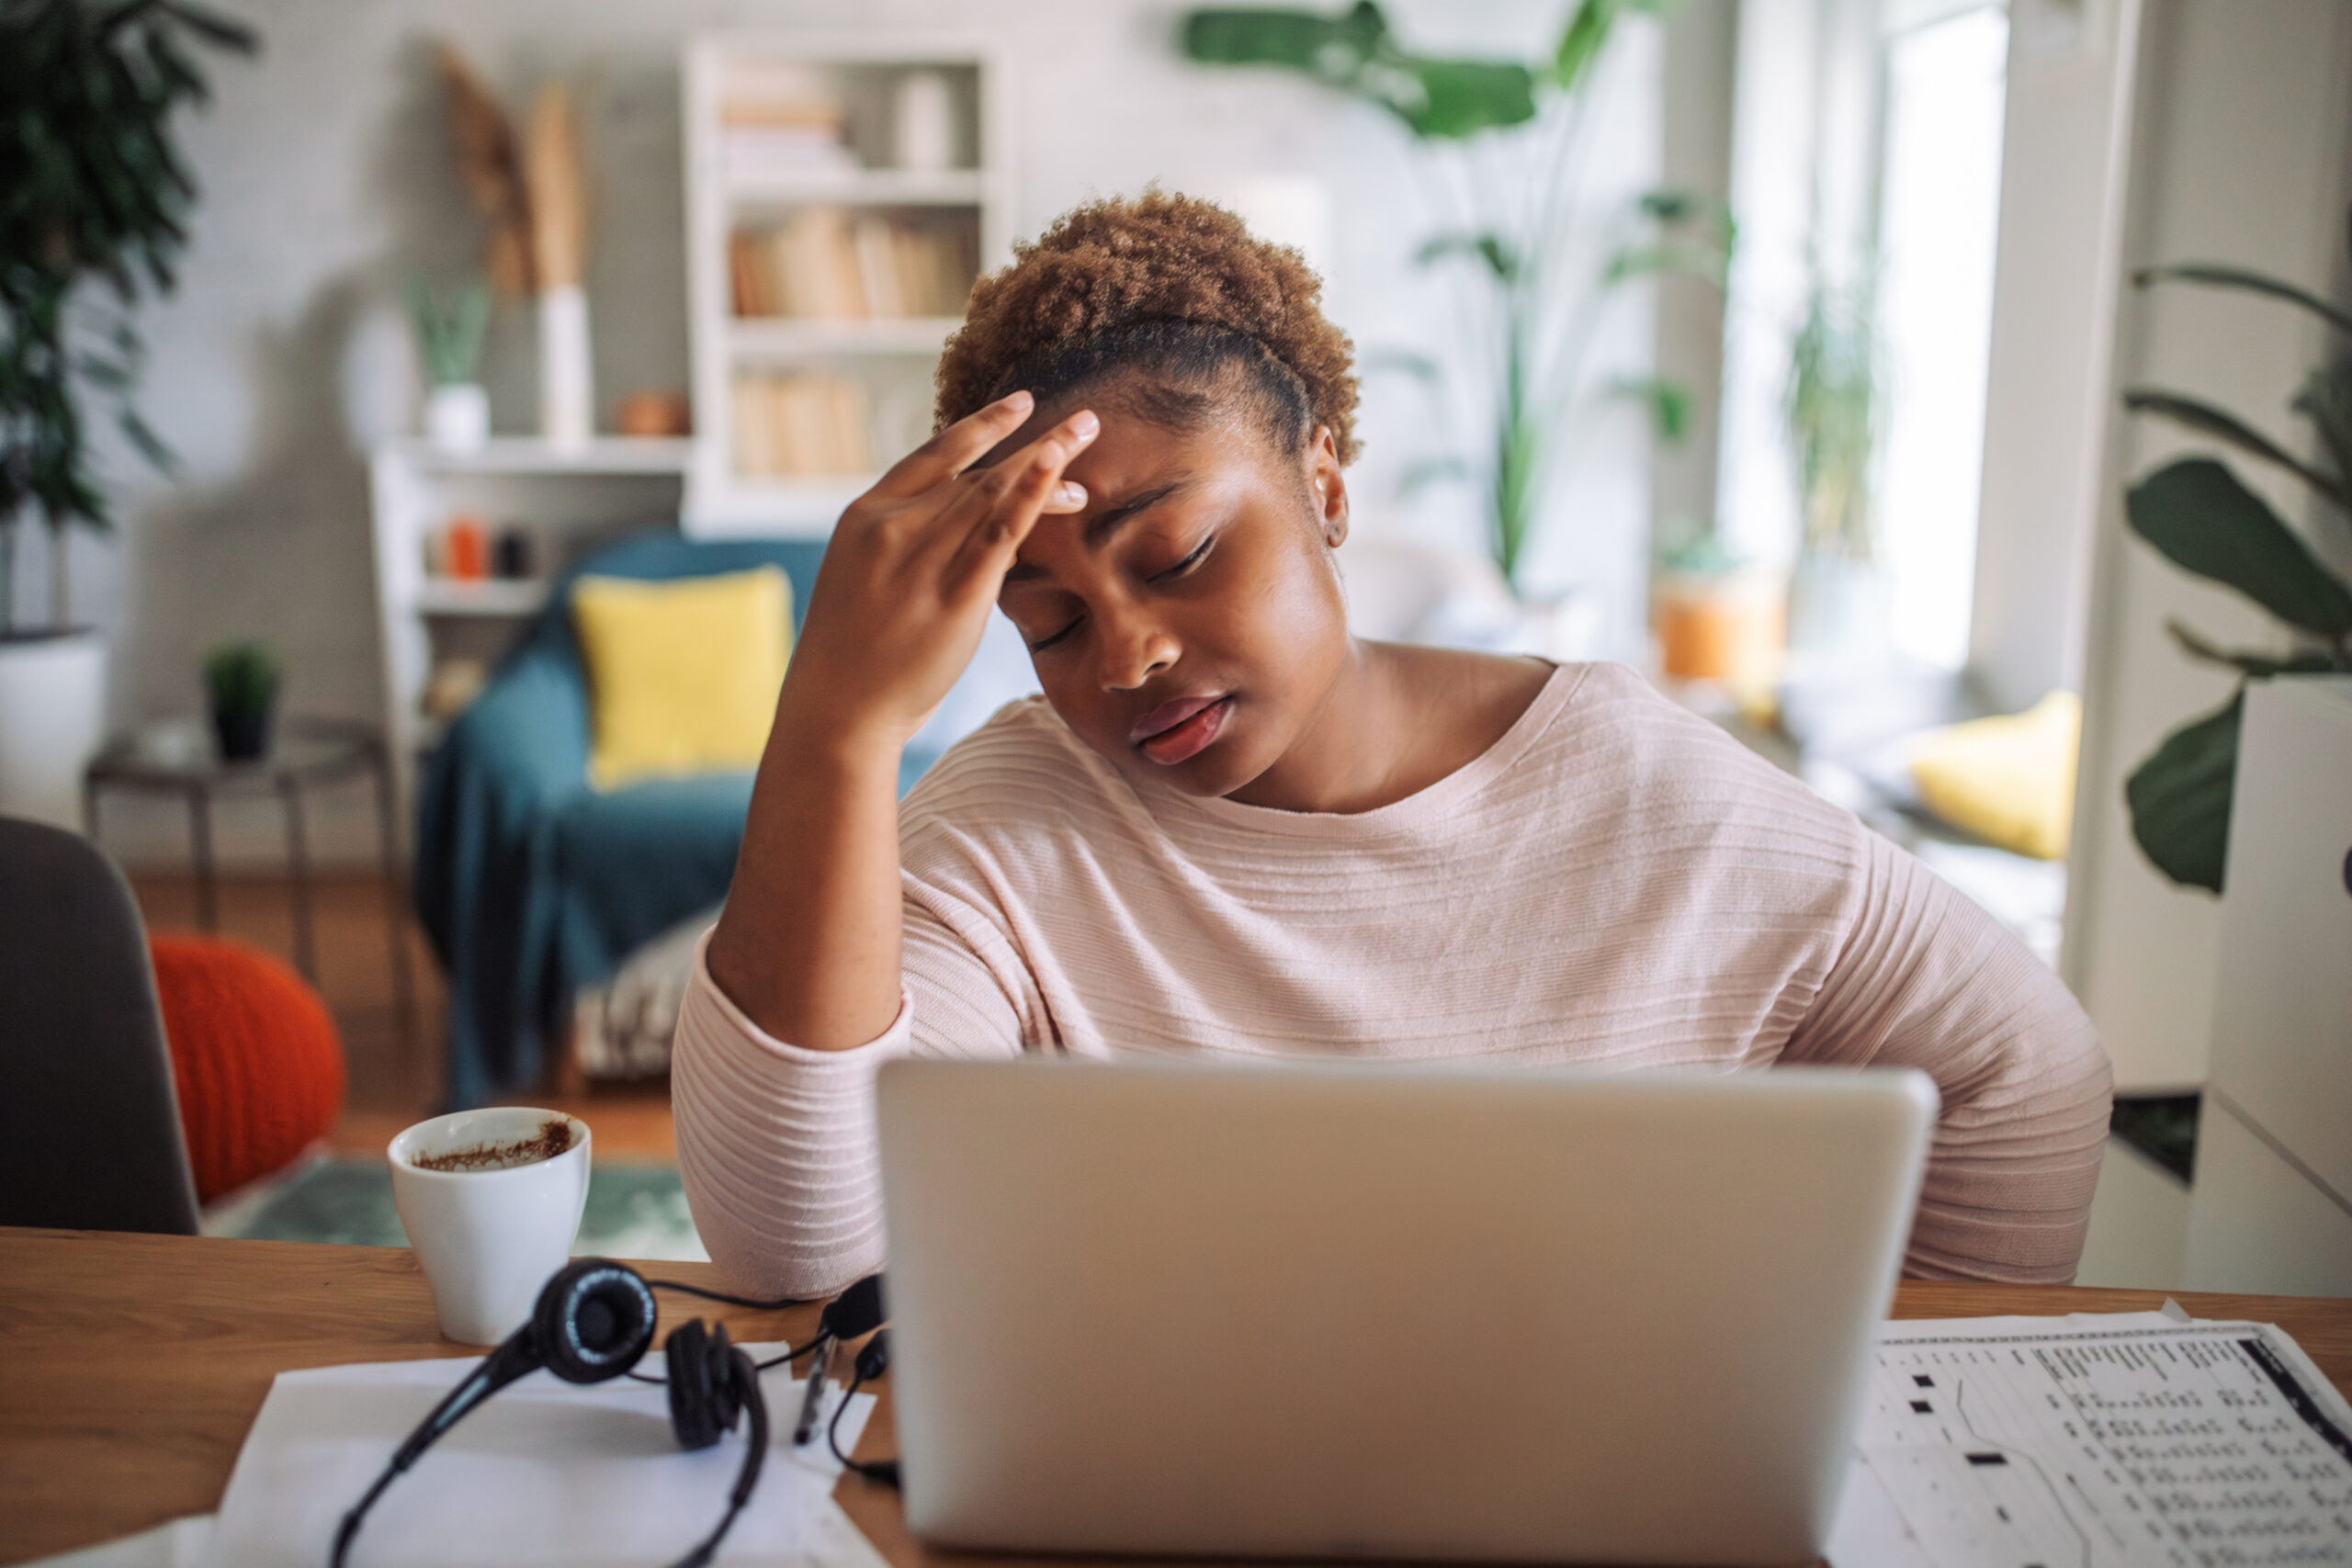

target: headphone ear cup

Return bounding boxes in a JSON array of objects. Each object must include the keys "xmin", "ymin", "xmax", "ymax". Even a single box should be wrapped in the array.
[
  {"xmin": 535, "ymin": 1258, "xmax": 657, "ymax": 1383},
  {"xmin": 666, "ymin": 1320, "xmax": 742, "ymax": 1450}
]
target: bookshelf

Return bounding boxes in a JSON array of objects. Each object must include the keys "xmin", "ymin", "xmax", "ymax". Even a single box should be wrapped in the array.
[
  {"xmin": 680, "ymin": 33, "xmax": 1012, "ymax": 536},
  {"xmin": 368, "ymin": 438, "xmax": 692, "ymax": 820}
]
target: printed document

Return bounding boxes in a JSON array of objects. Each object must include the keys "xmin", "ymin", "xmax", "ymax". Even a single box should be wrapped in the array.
[{"xmin": 1827, "ymin": 1312, "xmax": 2352, "ymax": 1567}]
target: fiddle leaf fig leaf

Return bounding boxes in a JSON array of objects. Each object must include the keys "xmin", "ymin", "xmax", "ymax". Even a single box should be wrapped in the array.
[
  {"xmin": 2125, "ymin": 692, "xmax": 2242, "ymax": 895},
  {"xmin": 2123, "ymin": 389, "xmax": 2347, "ymax": 510},
  {"xmin": 2133, "ymin": 263, "xmax": 2352, "ymax": 336},
  {"xmin": 2292, "ymin": 359, "xmax": 2352, "ymax": 496},
  {"xmin": 2163, "ymin": 618, "xmax": 2343, "ymax": 677},
  {"xmin": 2125, "ymin": 458, "xmax": 2352, "ymax": 636}
]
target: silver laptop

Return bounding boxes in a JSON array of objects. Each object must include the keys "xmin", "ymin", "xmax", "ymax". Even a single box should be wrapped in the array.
[{"xmin": 874, "ymin": 1058, "xmax": 1935, "ymax": 1566}]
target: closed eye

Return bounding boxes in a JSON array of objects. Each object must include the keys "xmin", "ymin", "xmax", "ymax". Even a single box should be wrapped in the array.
[
  {"xmin": 1026, "ymin": 616, "xmax": 1082, "ymax": 653},
  {"xmin": 1152, "ymin": 536, "xmax": 1214, "ymax": 583}
]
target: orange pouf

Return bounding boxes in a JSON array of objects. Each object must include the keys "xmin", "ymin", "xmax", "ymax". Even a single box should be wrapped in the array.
[{"xmin": 148, "ymin": 935, "xmax": 345, "ymax": 1203}]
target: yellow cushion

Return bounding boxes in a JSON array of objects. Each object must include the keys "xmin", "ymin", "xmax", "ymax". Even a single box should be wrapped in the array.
[
  {"xmin": 1906, "ymin": 690, "xmax": 2082, "ymax": 860},
  {"xmin": 571, "ymin": 567, "xmax": 792, "ymax": 789}
]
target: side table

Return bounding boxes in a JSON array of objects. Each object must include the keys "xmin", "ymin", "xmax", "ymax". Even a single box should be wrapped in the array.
[{"xmin": 84, "ymin": 716, "xmax": 415, "ymax": 1046}]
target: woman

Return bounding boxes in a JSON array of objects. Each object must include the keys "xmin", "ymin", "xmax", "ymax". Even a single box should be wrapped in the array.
[{"xmin": 678, "ymin": 193, "xmax": 2110, "ymax": 1297}]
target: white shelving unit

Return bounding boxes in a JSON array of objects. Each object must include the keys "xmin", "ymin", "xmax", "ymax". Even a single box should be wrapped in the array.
[
  {"xmin": 680, "ymin": 32, "xmax": 1012, "ymax": 536},
  {"xmin": 368, "ymin": 438, "xmax": 692, "ymax": 818}
]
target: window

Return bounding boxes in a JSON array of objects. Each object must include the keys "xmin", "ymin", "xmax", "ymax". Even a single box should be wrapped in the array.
[{"xmin": 1872, "ymin": 2, "xmax": 2010, "ymax": 670}]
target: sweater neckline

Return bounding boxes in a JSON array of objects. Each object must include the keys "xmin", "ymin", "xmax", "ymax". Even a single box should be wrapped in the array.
[{"xmin": 1150, "ymin": 660, "xmax": 1588, "ymax": 839}]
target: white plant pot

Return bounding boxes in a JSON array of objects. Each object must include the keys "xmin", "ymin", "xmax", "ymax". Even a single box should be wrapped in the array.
[
  {"xmin": 537, "ymin": 286, "xmax": 594, "ymax": 450},
  {"xmin": 424, "ymin": 383, "xmax": 491, "ymax": 453},
  {"xmin": 1786, "ymin": 551, "xmax": 1888, "ymax": 665},
  {"xmin": 0, "ymin": 629, "xmax": 107, "ymax": 830}
]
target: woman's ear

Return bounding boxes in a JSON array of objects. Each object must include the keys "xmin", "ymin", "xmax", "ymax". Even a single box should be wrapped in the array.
[{"xmin": 1306, "ymin": 426, "xmax": 1349, "ymax": 549}]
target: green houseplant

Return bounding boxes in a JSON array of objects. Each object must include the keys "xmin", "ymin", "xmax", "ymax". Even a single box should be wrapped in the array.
[
  {"xmin": 0, "ymin": 0, "xmax": 258, "ymax": 632},
  {"xmin": 2117, "ymin": 215, "xmax": 2352, "ymax": 894},
  {"xmin": 1182, "ymin": 0, "xmax": 1731, "ymax": 592},
  {"xmin": 202, "ymin": 637, "xmax": 277, "ymax": 761},
  {"xmin": 0, "ymin": 0, "xmax": 254, "ymax": 825},
  {"xmin": 1781, "ymin": 266, "xmax": 1885, "ymax": 658},
  {"xmin": 411, "ymin": 276, "xmax": 492, "ymax": 452}
]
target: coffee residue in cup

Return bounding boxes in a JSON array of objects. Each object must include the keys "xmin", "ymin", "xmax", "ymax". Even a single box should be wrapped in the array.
[{"xmin": 411, "ymin": 1118, "xmax": 574, "ymax": 1173}]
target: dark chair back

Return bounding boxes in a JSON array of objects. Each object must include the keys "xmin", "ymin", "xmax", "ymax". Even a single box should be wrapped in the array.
[{"xmin": 0, "ymin": 816, "xmax": 199, "ymax": 1234}]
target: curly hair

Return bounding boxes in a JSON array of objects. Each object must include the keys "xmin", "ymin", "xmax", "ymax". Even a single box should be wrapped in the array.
[{"xmin": 935, "ymin": 191, "xmax": 1362, "ymax": 466}]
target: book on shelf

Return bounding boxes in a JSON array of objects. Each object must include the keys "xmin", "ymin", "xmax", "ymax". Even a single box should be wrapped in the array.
[
  {"xmin": 718, "ymin": 76, "xmax": 859, "ymax": 178},
  {"xmin": 729, "ymin": 208, "xmax": 977, "ymax": 321},
  {"xmin": 731, "ymin": 373, "xmax": 873, "ymax": 478}
]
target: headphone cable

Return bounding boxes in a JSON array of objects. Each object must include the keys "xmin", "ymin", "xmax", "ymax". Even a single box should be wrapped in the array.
[
  {"xmin": 647, "ymin": 1279, "xmax": 811, "ymax": 1311},
  {"xmin": 626, "ymin": 1334, "xmax": 825, "ymax": 1384},
  {"xmin": 625, "ymin": 1278, "xmax": 826, "ymax": 1383},
  {"xmin": 825, "ymin": 1332, "xmax": 901, "ymax": 1490}
]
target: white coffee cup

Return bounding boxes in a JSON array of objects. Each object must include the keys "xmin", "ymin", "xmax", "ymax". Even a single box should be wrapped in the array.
[{"xmin": 389, "ymin": 1108, "xmax": 592, "ymax": 1346}]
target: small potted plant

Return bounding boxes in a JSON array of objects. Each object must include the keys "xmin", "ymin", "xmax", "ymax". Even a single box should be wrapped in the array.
[
  {"xmin": 411, "ymin": 278, "xmax": 492, "ymax": 452},
  {"xmin": 204, "ymin": 641, "xmax": 281, "ymax": 763},
  {"xmin": 1652, "ymin": 520, "xmax": 1783, "ymax": 688}
]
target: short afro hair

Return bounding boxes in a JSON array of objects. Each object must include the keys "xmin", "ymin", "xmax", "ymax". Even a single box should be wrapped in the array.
[{"xmin": 935, "ymin": 191, "xmax": 1361, "ymax": 466}]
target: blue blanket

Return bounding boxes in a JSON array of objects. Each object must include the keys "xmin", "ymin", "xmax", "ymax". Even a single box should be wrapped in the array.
[
  {"xmin": 414, "ymin": 531, "xmax": 1043, "ymax": 1107},
  {"xmin": 413, "ymin": 535, "xmax": 825, "ymax": 1106}
]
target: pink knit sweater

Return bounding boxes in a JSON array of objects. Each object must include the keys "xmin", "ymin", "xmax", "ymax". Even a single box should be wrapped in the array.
[{"xmin": 674, "ymin": 662, "xmax": 2111, "ymax": 1296}]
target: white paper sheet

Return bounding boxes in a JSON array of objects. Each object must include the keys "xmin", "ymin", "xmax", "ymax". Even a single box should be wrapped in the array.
[
  {"xmin": 16, "ymin": 1516, "xmax": 216, "ymax": 1568},
  {"xmin": 202, "ymin": 1344, "xmax": 876, "ymax": 1568},
  {"xmin": 1826, "ymin": 1314, "xmax": 2352, "ymax": 1568}
]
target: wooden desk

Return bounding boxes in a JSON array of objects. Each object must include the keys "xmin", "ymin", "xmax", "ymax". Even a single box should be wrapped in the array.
[{"xmin": 5, "ymin": 1226, "xmax": 2350, "ymax": 1565}]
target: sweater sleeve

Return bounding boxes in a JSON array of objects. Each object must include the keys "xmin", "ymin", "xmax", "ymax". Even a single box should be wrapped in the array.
[
  {"xmin": 1785, "ymin": 828, "xmax": 2112, "ymax": 1283},
  {"xmin": 672, "ymin": 884, "xmax": 1031, "ymax": 1298}
]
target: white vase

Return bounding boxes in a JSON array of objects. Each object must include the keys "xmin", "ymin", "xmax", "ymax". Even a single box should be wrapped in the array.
[
  {"xmin": 537, "ymin": 286, "xmax": 594, "ymax": 450},
  {"xmin": 424, "ymin": 383, "xmax": 490, "ymax": 453},
  {"xmin": 891, "ymin": 69, "xmax": 956, "ymax": 171},
  {"xmin": 0, "ymin": 628, "xmax": 107, "ymax": 830}
]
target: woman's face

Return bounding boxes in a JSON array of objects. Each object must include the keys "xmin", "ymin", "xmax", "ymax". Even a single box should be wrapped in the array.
[{"xmin": 992, "ymin": 387, "xmax": 1352, "ymax": 800}]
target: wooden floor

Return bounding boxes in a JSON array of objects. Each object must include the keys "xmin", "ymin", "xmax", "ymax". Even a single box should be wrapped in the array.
[{"xmin": 127, "ymin": 872, "xmax": 676, "ymax": 1160}]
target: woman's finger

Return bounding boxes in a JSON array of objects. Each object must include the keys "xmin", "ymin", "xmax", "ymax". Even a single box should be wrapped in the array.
[
  {"xmin": 910, "ymin": 408, "xmax": 1095, "ymax": 558},
  {"xmin": 872, "ymin": 389, "xmax": 1035, "ymax": 497},
  {"xmin": 930, "ymin": 410, "xmax": 1098, "ymax": 558},
  {"xmin": 944, "ymin": 426, "xmax": 1091, "ymax": 590}
]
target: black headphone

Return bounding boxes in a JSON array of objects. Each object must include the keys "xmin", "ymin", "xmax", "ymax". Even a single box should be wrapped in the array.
[{"xmin": 332, "ymin": 1258, "xmax": 888, "ymax": 1568}]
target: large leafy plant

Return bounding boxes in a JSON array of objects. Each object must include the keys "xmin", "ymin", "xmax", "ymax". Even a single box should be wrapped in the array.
[
  {"xmin": 0, "ymin": 0, "xmax": 256, "ymax": 637},
  {"xmin": 2118, "ymin": 215, "xmax": 2352, "ymax": 894},
  {"xmin": 1182, "ymin": 0, "xmax": 1731, "ymax": 589}
]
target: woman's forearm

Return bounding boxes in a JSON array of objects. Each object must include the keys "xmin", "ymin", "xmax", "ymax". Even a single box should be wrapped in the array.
[
  {"xmin": 701, "ymin": 393, "xmax": 1096, "ymax": 1048},
  {"xmin": 706, "ymin": 686, "xmax": 907, "ymax": 1051}
]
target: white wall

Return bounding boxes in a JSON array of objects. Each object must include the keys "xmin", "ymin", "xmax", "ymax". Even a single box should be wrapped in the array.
[
  {"xmin": 1652, "ymin": 0, "xmax": 1739, "ymax": 541},
  {"xmin": 1967, "ymin": 0, "xmax": 2146, "ymax": 715},
  {"xmin": 38, "ymin": 0, "xmax": 1671, "ymax": 870},
  {"xmin": 2064, "ymin": 0, "xmax": 2352, "ymax": 1090}
]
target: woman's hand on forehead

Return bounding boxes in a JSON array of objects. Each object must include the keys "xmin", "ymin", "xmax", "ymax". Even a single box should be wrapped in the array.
[{"xmin": 777, "ymin": 390, "xmax": 1099, "ymax": 752}]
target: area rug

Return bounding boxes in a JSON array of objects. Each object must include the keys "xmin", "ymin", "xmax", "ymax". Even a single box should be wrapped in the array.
[{"xmin": 208, "ymin": 1157, "xmax": 707, "ymax": 1261}]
